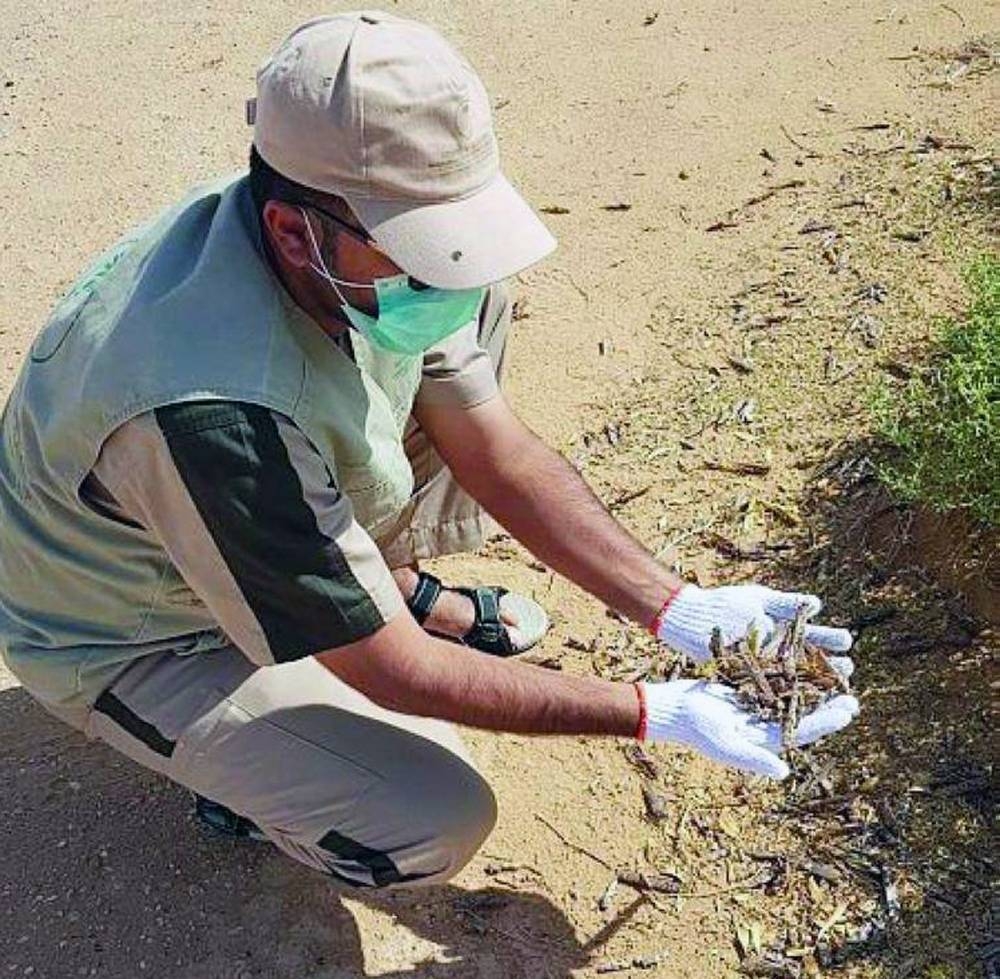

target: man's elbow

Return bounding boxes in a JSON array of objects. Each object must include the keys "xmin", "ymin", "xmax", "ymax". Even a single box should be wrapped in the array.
[{"xmin": 315, "ymin": 617, "xmax": 434, "ymax": 716}]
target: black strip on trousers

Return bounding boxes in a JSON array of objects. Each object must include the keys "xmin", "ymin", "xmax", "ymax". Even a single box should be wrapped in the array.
[
  {"xmin": 93, "ymin": 690, "xmax": 176, "ymax": 758},
  {"xmin": 317, "ymin": 827, "xmax": 429, "ymax": 888}
]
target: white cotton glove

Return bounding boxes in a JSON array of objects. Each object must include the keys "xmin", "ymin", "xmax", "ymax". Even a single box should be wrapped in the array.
[
  {"xmin": 639, "ymin": 679, "xmax": 860, "ymax": 779},
  {"xmin": 655, "ymin": 584, "xmax": 854, "ymax": 676}
]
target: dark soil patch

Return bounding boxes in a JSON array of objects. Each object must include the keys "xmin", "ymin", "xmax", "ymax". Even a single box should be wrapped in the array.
[{"xmin": 901, "ymin": 507, "xmax": 1000, "ymax": 625}]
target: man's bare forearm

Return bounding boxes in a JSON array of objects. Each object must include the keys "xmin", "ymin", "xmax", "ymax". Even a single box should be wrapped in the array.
[
  {"xmin": 318, "ymin": 613, "xmax": 639, "ymax": 736},
  {"xmin": 464, "ymin": 427, "xmax": 681, "ymax": 627}
]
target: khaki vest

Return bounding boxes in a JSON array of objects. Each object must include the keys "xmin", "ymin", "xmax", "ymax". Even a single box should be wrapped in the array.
[{"xmin": 0, "ymin": 175, "xmax": 421, "ymax": 704}]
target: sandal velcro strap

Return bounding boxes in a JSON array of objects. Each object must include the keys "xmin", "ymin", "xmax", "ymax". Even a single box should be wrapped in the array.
[
  {"xmin": 457, "ymin": 586, "xmax": 516, "ymax": 657},
  {"xmin": 406, "ymin": 571, "xmax": 443, "ymax": 626}
]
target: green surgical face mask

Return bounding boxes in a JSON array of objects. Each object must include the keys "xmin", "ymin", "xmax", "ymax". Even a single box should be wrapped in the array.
[{"xmin": 301, "ymin": 210, "xmax": 485, "ymax": 356}]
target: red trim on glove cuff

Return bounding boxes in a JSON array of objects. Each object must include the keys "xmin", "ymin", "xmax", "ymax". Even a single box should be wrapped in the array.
[
  {"xmin": 647, "ymin": 583, "xmax": 683, "ymax": 637},
  {"xmin": 633, "ymin": 682, "xmax": 648, "ymax": 741}
]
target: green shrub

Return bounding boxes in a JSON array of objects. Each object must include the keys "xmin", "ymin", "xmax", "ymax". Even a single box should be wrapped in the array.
[{"xmin": 872, "ymin": 255, "xmax": 1000, "ymax": 528}]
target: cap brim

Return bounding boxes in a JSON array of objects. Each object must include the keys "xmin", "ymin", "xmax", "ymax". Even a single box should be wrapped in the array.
[{"xmin": 346, "ymin": 172, "xmax": 557, "ymax": 289}]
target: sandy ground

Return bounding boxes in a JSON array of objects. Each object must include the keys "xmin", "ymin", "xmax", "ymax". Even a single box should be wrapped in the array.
[{"xmin": 1, "ymin": 2, "xmax": 997, "ymax": 978}]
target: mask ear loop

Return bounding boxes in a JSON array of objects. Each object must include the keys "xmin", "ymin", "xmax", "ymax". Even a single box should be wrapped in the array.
[{"xmin": 298, "ymin": 207, "xmax": 375, "ymax": 306}]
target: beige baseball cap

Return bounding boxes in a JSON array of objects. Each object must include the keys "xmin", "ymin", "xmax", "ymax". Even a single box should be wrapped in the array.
[{"xmin": 247, "ymin": 10, "xmax": 556, "ymax": 289}]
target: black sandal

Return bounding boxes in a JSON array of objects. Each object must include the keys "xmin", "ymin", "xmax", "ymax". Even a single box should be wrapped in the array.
[
  {"xmin": 405, "ymin": 571, "xmax": 549, "ymax": 657},
  {"xmin": 193, "ymin": 794, "xmax": 268, "ymax": 842}
]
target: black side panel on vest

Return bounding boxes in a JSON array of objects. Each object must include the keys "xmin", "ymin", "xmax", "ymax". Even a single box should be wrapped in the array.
[{"xmin": 154, "ymin": 401, "xmax": 386, "ymax": 662}]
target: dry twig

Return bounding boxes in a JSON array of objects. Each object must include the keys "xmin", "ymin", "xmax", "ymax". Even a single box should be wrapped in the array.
[
  {"xmin": 534, "ymin": 813, "xmax": 615, "ymax": 871},
  {"xmin": 709, "ymin": 607, "xmax": 850, "ymax": 749}
]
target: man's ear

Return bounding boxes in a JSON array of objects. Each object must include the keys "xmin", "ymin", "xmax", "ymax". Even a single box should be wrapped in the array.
[{"xmin": 262, "ymin": 201, "xmax": 314, "ymax": 269}]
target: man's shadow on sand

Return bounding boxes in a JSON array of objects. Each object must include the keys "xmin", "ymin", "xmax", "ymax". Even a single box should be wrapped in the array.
[{"xmin": 0, "ymin": 685, "xmax": 594, "ymax": 979}]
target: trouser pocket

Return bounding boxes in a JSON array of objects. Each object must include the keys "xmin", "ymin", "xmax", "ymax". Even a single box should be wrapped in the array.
[{"xmin": 84, "ymin": 644, "xmax": 254, "ymax": 781}]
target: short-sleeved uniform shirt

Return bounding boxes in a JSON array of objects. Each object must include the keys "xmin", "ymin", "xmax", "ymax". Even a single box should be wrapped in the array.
[{"xmin": 81, "ymin": 321, "xmax": 498, "ymax": 668}]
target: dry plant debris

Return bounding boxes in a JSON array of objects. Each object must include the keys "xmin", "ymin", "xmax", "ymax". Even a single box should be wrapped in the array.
[
  {"xmin": 545, "ymin": 107, "xmax": 995, "ymax": 976},
  {"xmin": 707, "ymin": 605, "xmax": 850, "ymax": 749}
]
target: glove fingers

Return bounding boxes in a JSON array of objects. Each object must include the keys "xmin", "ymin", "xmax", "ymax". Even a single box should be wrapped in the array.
[
  {"xmin": 745, "ymin": 694, "xmax": 860, "ymax": 752},
  {"xmin": 804, "ymin": 624, "xmax": 854, "ymax": 653},
  {"xmin": 761, "ymin": 589, "xmax": 822, "ymax": 621},
  {"xmin": 700, "ymin": 736, "xmax": 790, "ymax": 780},
  {"xmin": 792, "ymin": 695, "xmax": 860, "ymax": 747},
  {"xmin": 825, "ymin": 655, "xmax": 855, "ymax": 680}
]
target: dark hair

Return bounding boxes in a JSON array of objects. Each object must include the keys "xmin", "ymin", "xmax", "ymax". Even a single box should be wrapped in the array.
[{"xmin": 248, "ymin": 145, "xmax": 350, "ymax": 225}]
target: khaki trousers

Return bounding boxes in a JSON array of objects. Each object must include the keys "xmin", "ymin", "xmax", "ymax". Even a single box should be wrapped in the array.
[
  {"xmin": 87, "ymin": 647, "xmax": 496, "ymax": 887},
  {"xmin": 51, "ymin": 285, "xmax": 513, "ymax": 888}
]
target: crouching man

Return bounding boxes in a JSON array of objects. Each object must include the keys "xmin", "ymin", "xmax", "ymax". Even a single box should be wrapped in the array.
[{"xmin": 0, "ymin": 11, "xmax": 857, "ymax": 887}]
